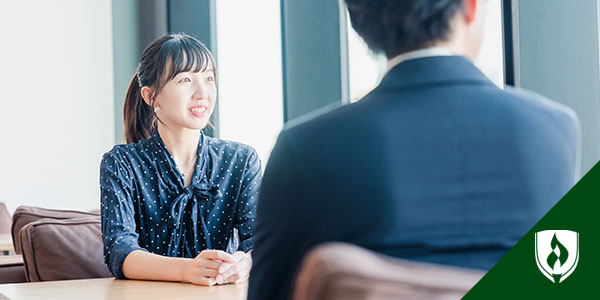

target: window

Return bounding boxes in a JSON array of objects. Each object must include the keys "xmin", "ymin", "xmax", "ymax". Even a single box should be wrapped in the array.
[
  {"xmin": 346, "ymin": 13, "xmax": 387, "ymax": 102},
  {"xmin": 215, "ymin": 0, "xmax": 284, "ymax": 164},
  {"xmin": 475, "ymin": 0, "xmax": 504, "ymax": 87}
]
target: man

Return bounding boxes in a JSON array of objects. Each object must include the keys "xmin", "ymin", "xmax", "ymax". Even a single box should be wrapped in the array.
[{"xmin": 249, "ymin": 0, "xmax": 581, "ymax": 299}]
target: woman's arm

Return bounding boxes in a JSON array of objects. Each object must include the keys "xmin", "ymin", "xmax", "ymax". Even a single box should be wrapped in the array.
[
  {"xmin": 217, "ymin": 148, "xmax": 262, "ymax": 284},
  {"xmin": 122, "ymin": 249, "xmax": 236, "ymax": 286},
  {"xmin": 234, "ymin": 149, "xmax": 262, "ymax": 251},
  {"xmin": 100, "ymin": 151, "xmax": 148, "ymax": 279}
]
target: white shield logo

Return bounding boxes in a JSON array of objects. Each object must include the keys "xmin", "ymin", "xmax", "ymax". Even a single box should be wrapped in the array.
[{"xmin": 535, "ymin": 230, "xmax": 579, "ymax": 283}]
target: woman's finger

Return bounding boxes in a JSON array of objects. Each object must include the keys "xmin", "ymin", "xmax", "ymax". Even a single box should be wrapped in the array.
[
  {"xmin": 199, "ymin": 258, "xmax": 224, "ymax": 270},
  {"xmin": 234, "ymin": 274, "xmax": 249, "ymax": 284},
  {"xmin": 221, "ymin": 272, "xmax": 239, "ymax": 284},
  {"xmin": 219, "ymin": 259, "xmax": 252, "ymax": 284},
  {"xmin": 218, "ymin": 263, "xmax": 240, "ymax": 281},
  {"xmin": 219, "ymin": 253, "xmax": 250, "ymax": 273},
  {"xmin": 191, "ymin": 276, "xmax": 216, "ymax": 286},
  {"xmin": 223, "ymin": 268, "xmax": 249, "ymax": 284},
  {"xmin": 199, "ymin": 267, "xmax": 219, "ymax": 277},
  {"xmin": 200, "ymin": 250, "xmax": 236, "ymax": 263},
  {"xmin": 218, "ymin": 262, "xmax": 234, "ymax": 273}
]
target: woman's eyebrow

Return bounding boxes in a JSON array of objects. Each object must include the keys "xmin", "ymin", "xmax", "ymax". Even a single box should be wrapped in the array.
[{"xmin": 177, "ymin": 68, "xmax": 214, "ymax": 76}]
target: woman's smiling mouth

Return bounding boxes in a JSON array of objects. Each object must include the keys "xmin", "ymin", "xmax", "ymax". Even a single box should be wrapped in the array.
[{"xmin": 189, "ymin": 105, "xmax": 208, "ymax": 118}]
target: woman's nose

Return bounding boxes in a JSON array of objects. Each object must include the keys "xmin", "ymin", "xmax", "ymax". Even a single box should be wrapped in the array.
[{"xmin": 193, "ymin": 81, "xmax": 209, "ymax": 99}]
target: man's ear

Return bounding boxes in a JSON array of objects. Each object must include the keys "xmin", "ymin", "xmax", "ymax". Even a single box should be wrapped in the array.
[
  {"xmin": 140, "ymin": 86, "xmax": 153, "ymax": 106},
  {"xmin": 464, "ymin": 0, "xmax": 478, "ymax": 24}
]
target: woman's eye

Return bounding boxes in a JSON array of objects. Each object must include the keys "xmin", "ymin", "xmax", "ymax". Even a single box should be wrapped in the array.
[
  {"xmin": 207, "ymin": 76, "xmax": 215, "ymax": 82},
  {"xmin": 179, "ymin": 77, "xmax": 191, "ymax": 83}
]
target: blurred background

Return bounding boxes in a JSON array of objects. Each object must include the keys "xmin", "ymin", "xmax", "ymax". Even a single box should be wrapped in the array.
[{"xmin": 0, "ymin": 0, "xmax": 599, "ymax": 214}]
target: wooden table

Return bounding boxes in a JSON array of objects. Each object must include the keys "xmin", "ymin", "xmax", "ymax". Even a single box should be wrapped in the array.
[
  {"xmin": 0, "ymin": 234, "xmax": 13, "ymax": 253},
  {"xmin": 0, "ymin": 278, "xmax": 248, "ymax": 300}
]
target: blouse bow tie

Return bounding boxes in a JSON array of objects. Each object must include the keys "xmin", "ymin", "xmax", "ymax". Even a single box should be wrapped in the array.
[{"xmin": 167, "ymin": 182, "xmax": 221, "ymax": 230}]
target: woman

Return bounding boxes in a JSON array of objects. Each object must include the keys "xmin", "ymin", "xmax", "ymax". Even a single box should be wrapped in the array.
[{"xmin": 100, "ymin": 33, "xmax": 261, "ymax": 286}]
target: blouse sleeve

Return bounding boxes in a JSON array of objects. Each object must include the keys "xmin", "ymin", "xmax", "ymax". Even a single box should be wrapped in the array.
[
  {"xmin": 234, "ymin": 148, "xmax": 262, "ymax": 252},
  {"xmin": 99, "ymin": 150, "xmax": 148, "ymax": 279}
]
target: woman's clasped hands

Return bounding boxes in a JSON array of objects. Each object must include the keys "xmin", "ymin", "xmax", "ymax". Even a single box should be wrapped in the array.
[{"xmin": 183, "ymin": 249, "xmax": 252, "ymax": 286}]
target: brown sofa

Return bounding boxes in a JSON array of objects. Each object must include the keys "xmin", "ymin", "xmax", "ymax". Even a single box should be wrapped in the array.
[
  {"xmin": 292, "ymin": 242, "xmax": 485, "ymax": 300},
  {"xmin": 8, "ymin": 206, "xmax": 112, "ymax": 282}
]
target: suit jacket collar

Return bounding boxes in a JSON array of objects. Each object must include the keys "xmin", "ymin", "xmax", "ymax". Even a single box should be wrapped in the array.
[{"xmin": 377, "ymin": 56, "xmax": 496, "ymax": 92}]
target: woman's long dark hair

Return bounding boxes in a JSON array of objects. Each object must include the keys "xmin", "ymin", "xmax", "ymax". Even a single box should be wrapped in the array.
[{"xmin": 123, "ymin": 33, "xmax": 216, "ymax": 144}]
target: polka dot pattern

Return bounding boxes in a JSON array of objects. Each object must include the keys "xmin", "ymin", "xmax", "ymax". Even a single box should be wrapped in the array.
[{"xmin": 99, "ymin": 130, "xmax": 262, "ymax": 279}]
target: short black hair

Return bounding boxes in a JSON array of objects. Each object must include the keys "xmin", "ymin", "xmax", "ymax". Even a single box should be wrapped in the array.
[{"xmin": 345, "ymin": 0, "xmax": 465, "ymax": 57}]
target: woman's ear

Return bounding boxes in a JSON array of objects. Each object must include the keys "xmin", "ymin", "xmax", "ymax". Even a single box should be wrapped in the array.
[{"xmin": 140, "ymin": 86, "xmax": 153, "ymax": 106}]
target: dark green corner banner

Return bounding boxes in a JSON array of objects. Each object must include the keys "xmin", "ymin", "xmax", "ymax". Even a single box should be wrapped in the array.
[{"xmin": 463, "ymin": 163, "xmax": 599, "ymax": 299}]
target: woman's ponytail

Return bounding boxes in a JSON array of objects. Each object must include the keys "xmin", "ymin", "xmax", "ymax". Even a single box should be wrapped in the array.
[{"xmin": 123, "ymin": 72, "xmax": 155, "ymax": 144}]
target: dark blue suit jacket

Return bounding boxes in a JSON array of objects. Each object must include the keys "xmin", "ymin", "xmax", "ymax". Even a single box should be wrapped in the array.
[{"xmin": 248, "ymin": 56, "xmax": 580, "ymax": 300}]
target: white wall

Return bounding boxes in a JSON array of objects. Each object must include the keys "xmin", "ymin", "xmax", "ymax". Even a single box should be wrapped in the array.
[{"xmin": 0, "ymin": 0, "xmax": 115, "ymax": 213}]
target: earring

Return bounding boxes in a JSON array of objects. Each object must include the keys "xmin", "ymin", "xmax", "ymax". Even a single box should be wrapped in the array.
[{"xmin": 154, "ymin": 106, "xmax": 160, "ymax": 113}]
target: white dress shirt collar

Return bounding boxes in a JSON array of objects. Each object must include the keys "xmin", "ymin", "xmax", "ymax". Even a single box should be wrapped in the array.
[{"xmin": 385, "ymin": 47, "xmax": 454, "ymax": 74}]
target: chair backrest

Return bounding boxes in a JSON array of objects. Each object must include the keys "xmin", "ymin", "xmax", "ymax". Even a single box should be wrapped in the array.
[
  {"xmin": 11, "ymin": 206, "xmax": 99, "ymax": 254},
  {"xmin": 0, "ymin": 203, "xmax": 12, "ymax": 234},
  {"xmin": 18, "ymin": 217, "xmax": 112, "ymax": 282},
  {"xmin": 292, "ymin": 242, "xmax": 485, "ymax": 300}
]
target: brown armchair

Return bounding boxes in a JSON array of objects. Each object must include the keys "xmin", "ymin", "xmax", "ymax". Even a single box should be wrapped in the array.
[
  {"xmin": 11, "ymin": 206, "xmax": 99, "ymax": 255},
  {"xmin": 18, "ymin": 217, "xmax": 112, "ymax": 282},
  {"xmin": 292, "ymin": 242, "xmax": 484, "ymax": 300}
]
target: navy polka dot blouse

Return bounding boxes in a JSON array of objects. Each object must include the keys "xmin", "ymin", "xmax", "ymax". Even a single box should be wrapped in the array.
[{"xmin": 100, "ymin": 130, "xmax": 261, "ymax": 279}]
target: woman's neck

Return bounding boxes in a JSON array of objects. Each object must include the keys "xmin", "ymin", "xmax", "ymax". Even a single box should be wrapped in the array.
[{"xmin": 157, "ymin": 125, "xmax": 201, "ymax": 165}]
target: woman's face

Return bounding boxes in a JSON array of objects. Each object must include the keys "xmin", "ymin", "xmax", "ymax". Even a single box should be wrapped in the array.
[{"xmin": 152, "ymin": 66, "xmax": 217, "ymax": 131}]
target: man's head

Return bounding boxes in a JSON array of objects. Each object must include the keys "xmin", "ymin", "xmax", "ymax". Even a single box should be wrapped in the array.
[{"xmin": 345, "ymin": 0, "xmax": 486, "ymax": 60}]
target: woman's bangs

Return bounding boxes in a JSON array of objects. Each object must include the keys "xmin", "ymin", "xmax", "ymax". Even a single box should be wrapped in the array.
[{"xmin": 163, "ymin": 39, "xmax": 212, "ymax": 83}]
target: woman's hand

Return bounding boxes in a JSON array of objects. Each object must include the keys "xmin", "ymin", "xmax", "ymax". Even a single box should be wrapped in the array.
[
  {"xmin": 183, "ymin": 250, "xmax": 237, "ymax": 286},
  {"xmin": 215, "ymin": 251, "xmax": 252, "ymax": 285}
]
